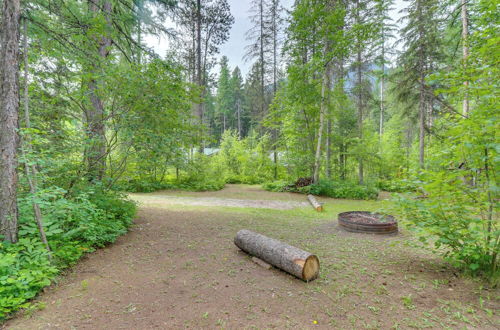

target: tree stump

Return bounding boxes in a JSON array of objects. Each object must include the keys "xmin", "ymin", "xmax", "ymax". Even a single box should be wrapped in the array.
[
  {"xmin": 234, "ymin": 229, "xmax": 320, "ymax": 281},
  {"xmin": 307, "ymin": 194, "xmax": 323, "ymax": 212}
]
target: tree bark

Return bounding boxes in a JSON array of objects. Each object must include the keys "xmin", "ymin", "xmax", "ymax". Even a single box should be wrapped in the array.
[
  {"xmin": 417, "ymin": 0, "xmax": 425, "ymax": 169},
  {"xmin": 234, "ymin": 229, "xmax": 320, "ymax": 281},
  {"xmin": 379, "ymin": 40, "xmax": 385, "ymax": 137},
  {"xmin": 86, "ymin": 0, "xmax": 112, "ymax": 181},
  {"xmin": 195, "ymin": 0, "xmax": 204, "ymax": 152},
  {"xmin": 272, "ymin": 0, "xmax": 278, "ymax": 180},
  {"xmin": 313, "ymin": 36, "xmax": 333, "ymax": 183},
  {"xmin": 355, "ymin": 0, "xmax": 364, "ymax": 185},
  {"xmin": 326, "ymin": 118, "xmax": 331, "ymax": 178},
  {"xmin": 461, "ymin": 0, "xmax": 469, "ymax": 117},
  {"xmin": 0, "ymin": 0, "xmax": 21, "ymax": 243},
  {"xmin": 259, "ymin": 0, "xmax": 265, "ymax": 121}
]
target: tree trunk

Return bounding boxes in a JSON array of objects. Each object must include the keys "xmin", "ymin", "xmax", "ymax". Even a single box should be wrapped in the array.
[
  {"xmin": 259, "ymin": 0, "xmax": 265, "ymax": 122},
  {"xmin": 234, "ymin": 229, "xmax": 320, "ymax": 281},
  {"xmin": 417, "ymin": 0, "xmax": 425, "ymax": 169},
  {"xmin": 379, "ymin": 40, "xmax": 385, "ymax": 137},
  {"xmin": 0, "ymin": 0, "xmax": 21, "ymax": 243},
  {"xmin": 355, "ymin": 0, "xmax": 364, "ymax": 185},
  {"xmin": 237, "ymin": 99, "xmax": 242, "ymax": 137},
  {"xmin": 419, "ymin": 78, "xmax": 425, "ymax": 169},
  {"xmin": 313, "ymin": 38, "xmax": 333, "ymax": 183},
  {"xmin": 326, "ymin": 118, "xmax": 331, "ymax": 178},
  {"xmin": 461, "ymin": 0, "xmax": 469, "ymax": 117},
  {"xmin": 272, "ymin": 0, "xmax": 278, "ymax": 180},
  {"xmin": 86, "ymin": 0, "xmax": 112, "ymax": 181},
  {"xmin": 196, "ymin": 0, "xmax": 204, "ymax": 152}
]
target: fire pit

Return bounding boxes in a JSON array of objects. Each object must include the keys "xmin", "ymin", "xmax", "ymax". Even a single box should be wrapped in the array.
[{"xmin": 338, "ymin": 211, "xmax": 398, "ymax": 234}]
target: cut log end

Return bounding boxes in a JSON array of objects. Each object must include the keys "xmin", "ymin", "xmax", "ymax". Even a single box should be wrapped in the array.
[
  {"xmin": 307, "ymin": 194, "xmax": 323, "ymax": 212},
  {"xmin": 302, "ymin": 255, "xmax": 320, "ymax": 281},
  {"xmin": 234, "ymin": 229, "xmax": 320, "ymax": 281}
]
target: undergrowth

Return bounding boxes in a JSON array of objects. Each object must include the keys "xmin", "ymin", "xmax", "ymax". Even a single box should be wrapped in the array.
[
  {"xmin": 263, "ymin": 180, "xmax": 379, "ymax": 200},
  {"xmin": 0, "ymin": 187, "xmax": 136, "ymax": 320}
]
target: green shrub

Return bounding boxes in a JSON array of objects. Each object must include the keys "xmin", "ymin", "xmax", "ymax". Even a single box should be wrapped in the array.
[
  {"xmin": 262, "ymin": 180, "xmax": 291, "ymax": 192},
  {"xmin": 376, "ymin": 179, "xmax": 417, "ymax": 192},
  {"xmin": 263, "ymin": 180, "xmax": 379, "ymax": 200},
  {"xmin": 0, "ymin": 239, "xmax": 57, "ymax": 320},
  {"xmin": 305, "ymin": 180, "xmax": 379, "ymax": 200},
  {"xmin": 395, "ymin": 179, "xmax": 498, "ymax": 280},
  {"xmin": 114, "ymin": 179, "xmax": 175, "ymax": 193},
  {"xmin": 0, "ymin": 187, "xmax": 136, "ymax": 320}
]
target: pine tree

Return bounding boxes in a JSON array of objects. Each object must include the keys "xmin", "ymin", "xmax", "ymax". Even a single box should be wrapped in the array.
[
  {"xmin": 397, "ymin": 0, "xmax": 442, "ymax": 168},
  {"xmin": 373, "ymin": 0, "xmax": 396, "ymax": 137},
  {"xmin": 229, "ymin": 67, "xmax": 245, "ymax": 137},
  {"xmin": 215, "ymin": 56, "xmax": 232, "ymax": 133},
  {"xmin": 350, "ymin": 0, "xmax": 377, "ymax": 184}
]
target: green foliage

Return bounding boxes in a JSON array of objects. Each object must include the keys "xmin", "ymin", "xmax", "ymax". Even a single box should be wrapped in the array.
[
  {"xmin": 0, "ymin": 239, "xmax": 57, "ymax": 320},
  {"xmin": 211, "ymin": 130, "xmax": 276, "ymax": 184},
  {"xmin": 376, "ymin": 179, "xmax": 417, "ymax": 193},
  {"xmin": 0, "ymin": 189, "xmax": 136, "ymax": 319},
  {"xmin": 262, "ymin": 180, "xmax": 290, "ymax": 192},
  {"xmin": 263, "ymin": 180, "xmax": 379, "ymax": 200},
  {"xmin": 306, "ymin": 181, "xmax": 379, "ymax": 200},
  {"xmin": 394, "ymin": 0, "xmax": 499, "ymax": 281}
]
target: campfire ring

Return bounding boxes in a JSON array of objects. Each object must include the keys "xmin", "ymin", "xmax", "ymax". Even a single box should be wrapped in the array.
[{"xmin": 338, "ymin": 211, "xmax": 398, "ymax": 234}]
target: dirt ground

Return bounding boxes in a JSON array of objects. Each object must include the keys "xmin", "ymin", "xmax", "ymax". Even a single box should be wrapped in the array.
[{"xmin": 4, "ymin": 185, "xmax": 499, "ymax": 329}]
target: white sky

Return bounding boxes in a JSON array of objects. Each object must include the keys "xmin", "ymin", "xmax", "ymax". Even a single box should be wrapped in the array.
[{"xmin": 145, "ymin": 0, "xmax": 405, "ymax": 77}]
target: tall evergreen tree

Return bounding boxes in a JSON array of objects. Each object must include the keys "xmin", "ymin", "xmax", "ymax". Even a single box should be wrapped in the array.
[
  {"xmin": 215, "ymin": 56, "xmax": 232, "ymax": 133},
  {"xmin": 229, "ymin": 67, "xmax": 245, "ymax": 137},
  {"xmin": 0, "ymin": 0, "xmax": 21, "ymax": 242},
  {"xmin": 397, "ymin": 0, "xmax": 442, "ymax": 168}
]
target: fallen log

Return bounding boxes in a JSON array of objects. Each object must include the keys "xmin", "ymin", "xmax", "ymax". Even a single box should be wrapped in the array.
[
  {"xmin": 307, "ymin": 194, "xmax": 323, "ymax": 211},
  {"xmin": 252, "ymin": 256, "xmax": 271, "ymax": 269},
  {"xmin": 234, "ymin": 229, "xmax": 320, "ymax": 281}
]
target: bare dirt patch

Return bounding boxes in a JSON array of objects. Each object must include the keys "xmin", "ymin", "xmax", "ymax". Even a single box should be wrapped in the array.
[
  {"xmin": 5, "ymin": 185, "xmax": 499, "ymax": 329},
  {"xmin": 131, "ymin": 194, "xmax": 309, "ymax": 210}
]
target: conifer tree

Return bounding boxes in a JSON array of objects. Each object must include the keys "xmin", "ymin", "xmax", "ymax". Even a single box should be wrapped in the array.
[{"xmin": 397, "ymin": 0, "xmax": 442, "ymax": 168}]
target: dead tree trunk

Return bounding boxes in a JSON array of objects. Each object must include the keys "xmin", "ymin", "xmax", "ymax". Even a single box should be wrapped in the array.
[
  {"xmin": 0, "ymin": 0, "xmax": 21, "ymax": 243},
  {"xmin": 234, "ymin": 229, "xmax": 320, "ymax": 281}
]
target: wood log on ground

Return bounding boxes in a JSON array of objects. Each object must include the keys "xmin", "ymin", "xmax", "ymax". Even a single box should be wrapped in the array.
[
  {"xmin": 234, "ymin": 229, "xmax": 320, "ymax": 281},
  {"xmin": 252, "ymin": 257, "xmax": 271, "ymax": 269},
  {"xmin": 307, "ymin": 194, "xmax": 323, "ymax": 211}
]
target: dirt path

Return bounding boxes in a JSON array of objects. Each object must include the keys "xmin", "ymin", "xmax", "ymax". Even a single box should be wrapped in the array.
[
  {"xmin": 5, "ymin": 185, "xmax": 499, "ymax": 329},
  {"xmin": 131, "ymin": 194, "xmax": 309, "ymax": 210}
]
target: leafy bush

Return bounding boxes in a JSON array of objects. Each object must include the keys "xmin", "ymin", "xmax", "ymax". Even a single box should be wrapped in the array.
[
  {"xmin": 263, "ymin": 180, "xmax": 379, "ymax": 200},
  {"xmin": 211, "ymin": 131, "xmax": 277, "ymax": 184},
  {"xmin": 114, "ymin": 179, "xmax": 176, "ymax": 193},
  {"xmin": 262, "ymin": 180, "xmax": 291, "ymax": 192},
  {"xmin": 394, "ymin": 174, "xmax": 498, "ymax": 280},
  {"xmin": 0, "ymin": 239, "xmax": 57, "ymax": 319},
  {"xmin": 0, "ymin": 187, "xmax": 136, "ymax": 319},
  {"xmin": 305, "ymin": 180, "xmax": 379, "ymax": 200},
  {"xmin": 376, "ymin": 179, "xmax": 417, "ymax": 192}
]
